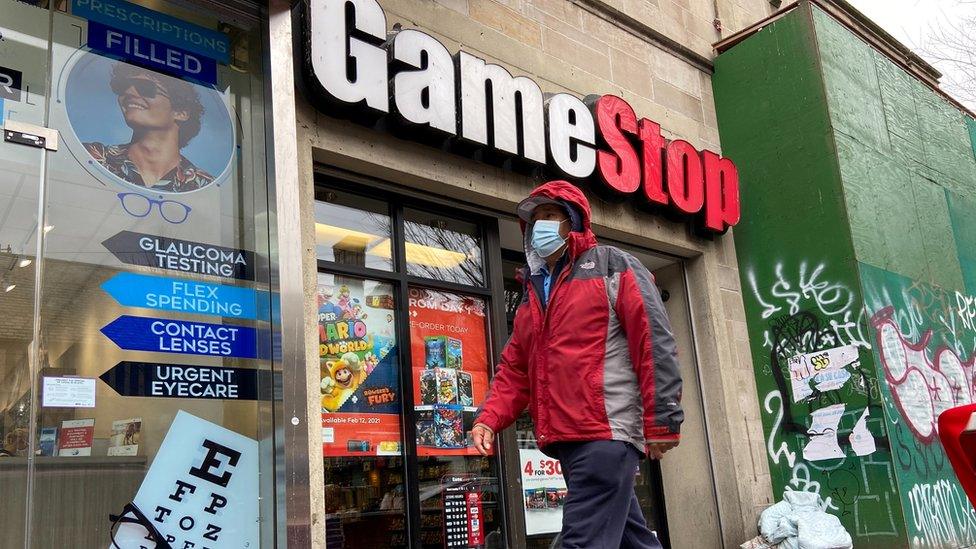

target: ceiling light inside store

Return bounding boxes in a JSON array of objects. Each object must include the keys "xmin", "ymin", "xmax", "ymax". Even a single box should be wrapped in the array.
[
  {"xmin": 315, "ymin": 223, "xmax": 390, "ymax": 256},
  {"xmin": 371, "ymin": 239, "xmax": 467, "ymax": 269},
  {"xmin": 314, "ymin": 223, "xmax": 467, "ymax": 269},
  {"xmin": 43, "ymin": 225, "xmax": 54, "ymax": 233},
  {"xmin": 4, "ymin": 284, "xmax": 15, "ymax": 293},
  {"xmin": 17, "ymin": 258, "xmax": 31, "ymax": 268}
]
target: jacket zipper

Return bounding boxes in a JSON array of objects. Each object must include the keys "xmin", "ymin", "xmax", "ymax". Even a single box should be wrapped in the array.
[{"xmin": 534, "ymin": 257, "xmax": 574, "ymax": 444}]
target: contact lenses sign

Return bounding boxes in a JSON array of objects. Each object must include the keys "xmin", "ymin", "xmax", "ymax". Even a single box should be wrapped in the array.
[{"xmin": 100, "ymin": 315, "xmax": 261, "ymax": 358}]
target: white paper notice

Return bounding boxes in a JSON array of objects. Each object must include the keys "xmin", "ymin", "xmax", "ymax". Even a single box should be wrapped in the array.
[
  {"xmin": 803, "ymin": 403, "xmax": 846, "ymax": 461},
  {"xmin": 788, "ymin": 345, "xmax": 859, "ymax": 402},
  {"xmin": 849, "ymin": 408, "xmax": 877, "ymax": 456},
  {"xmin": 519, "ymin": 449, "xmax": 567, "ymax": 536},
  {"xmin": 42, "ymin": 377, "xmax": 96, "ymax": 408}
]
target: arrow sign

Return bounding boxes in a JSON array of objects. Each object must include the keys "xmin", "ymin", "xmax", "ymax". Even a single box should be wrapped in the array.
[
  {"xmin": 102, "ymin": 231, "xmax": 256, "ymax": 281},
  {"xmin": 100, "ymin": 315, "xmax": 261, "ymax": 359},
  {"xmin": 101, "ymin": 272, "xmax": 259, "ymax": 320},
  {"xmin": 100, "ymin": 361, "xmax": 271, "ymax": 400}
]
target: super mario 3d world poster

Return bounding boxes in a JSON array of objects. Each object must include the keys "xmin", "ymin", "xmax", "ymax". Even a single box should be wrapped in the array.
[{"xmin": 318, "ymin": 275, "xmax": 400, "ymax": 457}]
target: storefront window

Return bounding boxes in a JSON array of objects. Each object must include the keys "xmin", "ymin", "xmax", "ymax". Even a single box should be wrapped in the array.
[
  {"xmin": 319, "ymin": 272, "xmax": 406, "ymax": 546},
  {"xmin": 1, "ymin": 0, "xmax": 276, "ymax": 546},
  {"xmin": 408, "ymin": 288, "xmax": 500, "ymax": 548},
  {"xmin": 404, "ymin": 209, "xmax": 484, "ymax": 287},
  {"xmin": 316, "ymin": 189, "xmax": 393, "ymax": 271},
  {"xmin": 317, "ymin": 182, "xmax": 503, "ymax": 548}
]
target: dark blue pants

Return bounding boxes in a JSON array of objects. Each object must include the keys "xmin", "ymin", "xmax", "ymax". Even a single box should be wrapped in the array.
[{"xmin": 552, "ymin": 441, "xmax": 663, "ymax": 549}]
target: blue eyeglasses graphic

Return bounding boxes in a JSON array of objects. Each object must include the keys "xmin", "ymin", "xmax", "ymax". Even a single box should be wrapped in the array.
[{"xmin": 117, "ymin": 192, "xmax": 192, "ymax": 224}]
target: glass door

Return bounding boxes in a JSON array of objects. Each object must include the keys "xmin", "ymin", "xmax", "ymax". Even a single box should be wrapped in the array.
[
  {"xmin": 1, "ymin": 0, "xmax": 278, "ymax": 547},
  {"xmin": 315, "ymin": 179, "xmax": 506, "ymax": 549},
  {"xmin": 0, "ymin": 2, "xmax": 48, "ymax": 546}
]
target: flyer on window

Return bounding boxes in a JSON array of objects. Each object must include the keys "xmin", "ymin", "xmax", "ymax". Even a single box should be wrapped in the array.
[
  {"xmin": 519, "ymin": 449, "xmax": 567, "ymax": 536},
  {"xmin": 409, "ymin": 288, "xmax": 491, "ymax": 456},
  {"xmin": 319, "ymin": 277, "xmax": 402, "ymax": 457}
]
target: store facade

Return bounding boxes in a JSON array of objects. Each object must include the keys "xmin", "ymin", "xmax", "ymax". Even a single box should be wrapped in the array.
[
  {"xmin": 272, "ymin": 0, "xmax": 777, "ymax": 547},
  {"xmin": 0, "ymin": 0, "xmax": 277, "ymax": 546},
  {"xmin": 0, "ymin": 0, "xmax": 776, "ymax": 547}
]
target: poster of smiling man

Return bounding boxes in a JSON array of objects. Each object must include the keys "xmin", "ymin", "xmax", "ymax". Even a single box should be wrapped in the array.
[{"xmin": 65, "ymin": 53, "xmax": 233, "ymax": 195}]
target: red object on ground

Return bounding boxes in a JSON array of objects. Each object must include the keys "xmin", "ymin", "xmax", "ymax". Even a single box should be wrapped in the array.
[{"xmin": 938, "ymin": 404, "xmax": 976, "ymax": 509}]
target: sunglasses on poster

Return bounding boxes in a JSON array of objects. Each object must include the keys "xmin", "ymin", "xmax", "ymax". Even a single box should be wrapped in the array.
[
  {"xmin": 111, "ymin": 77, "xmax": 171, "ymax": 100},
  {"xmin": 117, "ymin": 193, "xmax": 192, "ymax": 224}
]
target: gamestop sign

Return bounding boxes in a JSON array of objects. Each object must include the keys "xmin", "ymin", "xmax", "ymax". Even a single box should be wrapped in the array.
[{"xmin": 302, "ymin": 0, "xmax": 740, "ymax": 232}]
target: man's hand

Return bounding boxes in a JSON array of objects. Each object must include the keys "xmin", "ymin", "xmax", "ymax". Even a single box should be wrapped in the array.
[
  {"xmin": 472, "ymin": 423, "xmax": 494, "ymax": 456},
  {"xmin": 646, "ymin": 440, "xmax": 679, "ymax": 460}
]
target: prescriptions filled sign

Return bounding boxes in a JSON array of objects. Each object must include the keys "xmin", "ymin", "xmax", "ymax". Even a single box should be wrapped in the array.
[
  {"xmin": 410, "ymin": 288, "xmax": 490, "ymax": 456},
  {"xmin": 319, "ymin": 276, "xmax": 401, "ymax": 457}
]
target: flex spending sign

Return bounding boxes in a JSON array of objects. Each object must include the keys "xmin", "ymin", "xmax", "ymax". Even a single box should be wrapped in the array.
[{"xmin": 302, "ymin": 0, "xmax": 740, "ymax": 233}]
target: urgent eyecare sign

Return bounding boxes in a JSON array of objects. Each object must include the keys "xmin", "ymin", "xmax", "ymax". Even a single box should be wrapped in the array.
[{"xmin": 302, "ymin": 0, "xmax": 741, "ymax": 233}]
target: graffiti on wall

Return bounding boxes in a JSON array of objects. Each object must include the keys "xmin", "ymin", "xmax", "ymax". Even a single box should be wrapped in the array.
[
  {"xmin": 747, "ymin": 260, "xmax": 901, "ymax": 539},
  {"xmin": 861, "ymin": 263, "xmax": 976, "ymax": 548},
  {"xmin": 906, "ymin": 480, "xmax": 976, "ymax": 548},
  {"xmin": 748, "ymin": 261, "xmax": 870, "ymax": 352},
  {"xmin": 872, "ymin": 306, "xmax": 976, "ymax": 443}
]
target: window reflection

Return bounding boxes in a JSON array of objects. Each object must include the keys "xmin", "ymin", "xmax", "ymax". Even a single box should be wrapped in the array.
[
  {"xmin": 315, "ymin": 190, "xmax": 393, "ymax": 271},
  {"xmin": 404, "ymin": 209, "xmax": 484, "ymax": 287}
]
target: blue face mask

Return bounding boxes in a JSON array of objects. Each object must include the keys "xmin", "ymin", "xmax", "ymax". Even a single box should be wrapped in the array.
[{"xmin": 531, "ymin": 219, "xmax": 567, "ymax": 258}]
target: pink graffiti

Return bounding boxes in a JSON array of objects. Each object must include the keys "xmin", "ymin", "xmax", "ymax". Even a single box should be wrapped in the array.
[{"xmin": 872, "ymin": 306, "xmax": 976, "ymax": 444}]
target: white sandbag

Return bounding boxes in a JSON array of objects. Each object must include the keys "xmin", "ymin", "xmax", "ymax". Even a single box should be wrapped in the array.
[
  {"xmin": 796, "ymin": 511, "xmax": 853, "ymax": 549},
  {"xmin": 783, "ymin": 490, "xmax": 822, "ymax": 513},
  {"xmin": 758, "ymin": 500, "xmax": 794, "ymax": 544}
]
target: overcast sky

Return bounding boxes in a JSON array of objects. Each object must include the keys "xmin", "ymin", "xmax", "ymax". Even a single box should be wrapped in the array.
[{"xmin": 845, "ymin": 0, "xmax": 976, "ymax": 110}]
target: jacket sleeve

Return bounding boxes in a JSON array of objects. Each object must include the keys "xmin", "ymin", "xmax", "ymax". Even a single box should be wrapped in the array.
[
  {"xmin": 612, "ymin": 251, "xmax": 684, "ymax": 442},
  {"xmin": 475, "ymin": 299, "xmax": 532, "ymax": 433}
]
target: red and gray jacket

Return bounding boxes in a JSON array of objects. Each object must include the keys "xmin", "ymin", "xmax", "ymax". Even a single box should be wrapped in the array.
[{"xmin": 477, "ymin": 181, "xmax": 683, "ymax": 452}]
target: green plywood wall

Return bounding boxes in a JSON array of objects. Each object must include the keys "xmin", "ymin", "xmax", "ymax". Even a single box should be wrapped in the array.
[
  {"xmin": 712, "ymin": 5, "xmax": 906, "ymax": 547},
  {"xmin": 813, "ymin": 4, "xmax": 976, "ymax": 547},
  {"xmin": 714, "ymin": 1, "xmax": 976, "ymax": 547}
]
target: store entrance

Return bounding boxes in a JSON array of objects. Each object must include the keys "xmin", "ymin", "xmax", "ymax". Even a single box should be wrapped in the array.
[
  {"xmin": 498, "ymin": 219, "xmax": 679, "ymax": 549},
  {"xmin": 314, "ymin": 171, "xmax": 722, "ymax": 548}
]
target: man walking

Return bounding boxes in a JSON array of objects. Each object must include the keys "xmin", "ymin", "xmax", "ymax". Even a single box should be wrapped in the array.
[{"xmin": 472, "ymin": 180, "xmax": 683, "ymax": 549}]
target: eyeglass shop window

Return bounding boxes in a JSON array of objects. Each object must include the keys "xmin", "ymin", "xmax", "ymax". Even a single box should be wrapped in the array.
[
  {"xmin": 0, "ymin": 0, "xmax": 277, "ymax": 547},
  {"xmin": 314, "ymin": 174, "xmax": 693, "ymax": 549}
]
